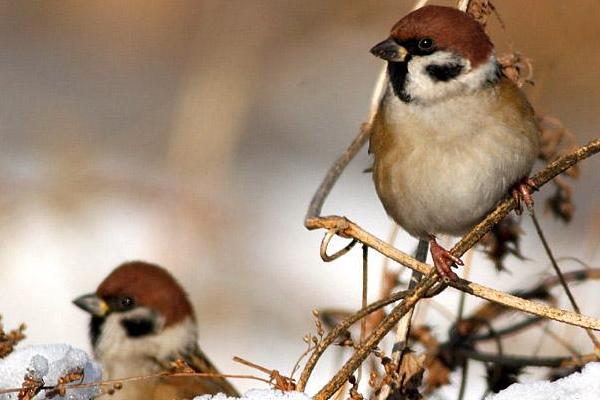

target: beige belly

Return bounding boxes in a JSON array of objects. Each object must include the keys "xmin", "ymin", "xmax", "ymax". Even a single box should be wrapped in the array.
[{"xmin": 373, "ymin": 123, "xmax": 537, "ymax": 239}]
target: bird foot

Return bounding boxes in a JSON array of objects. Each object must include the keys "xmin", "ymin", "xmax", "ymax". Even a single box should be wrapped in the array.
[
  {"xmin": 511, "ymin": 177, "xmax": 537, "ymax": 215},
  {"xmin": 429, "ymin": 237, "xmax": 463, "ymax": 282}
]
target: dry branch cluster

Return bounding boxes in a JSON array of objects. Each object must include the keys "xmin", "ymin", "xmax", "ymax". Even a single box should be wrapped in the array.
[
  {"xmin": 0, "ymin": 317, "xmax": 26, "ymax": 359},
  {"xmin": 296, "ymin": 1, "xmax": 600, "ymax": 399},
  {"xmin": 1, "ymin": 1, "xmax": 600, "ymax": 400}
]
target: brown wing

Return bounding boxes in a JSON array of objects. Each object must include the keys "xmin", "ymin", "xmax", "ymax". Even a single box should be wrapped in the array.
[
  {"xmin": 183, "ymin": 347, "xmax": 240, "ymax": 396},
  {"xmin": 151, "ymin": 346, "xmax": 240, "ymax": 400}
]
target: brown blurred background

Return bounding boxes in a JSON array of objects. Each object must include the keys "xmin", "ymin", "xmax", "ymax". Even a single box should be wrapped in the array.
[{"xmin": 1, "ymin": 0, "xmax": 599, "ymax": 397}]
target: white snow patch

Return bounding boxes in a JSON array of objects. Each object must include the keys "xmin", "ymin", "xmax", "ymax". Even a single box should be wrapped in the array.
[
  {"xmin": 0, "ymin": 344, "xmax": 101, "ymax": 400},
  {"xmin": 194, "ymin": 389, "xmax": 312, "ymax": 400},
  {"xmin": 489, "ymin": 362, "xmax": 600, "ymax": 400}
]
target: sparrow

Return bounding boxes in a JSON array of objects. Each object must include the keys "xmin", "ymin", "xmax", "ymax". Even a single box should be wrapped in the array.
[
  {"xmin": 368, "ymin": 6, "xmax": 540, "ymax": 280},
  {"xmin": 73, "ymin": 261, "xmax": 239, "ymax": 400}
]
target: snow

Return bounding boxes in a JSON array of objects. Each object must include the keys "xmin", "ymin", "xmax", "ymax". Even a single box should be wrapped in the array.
[
  {"xmin": 489, "ymin": 362, "xmax": 600, "ymax": 400},
  {"xmin": 192, "ymin": 364, "xmax": 600, "ymax": 400},
  {"xmin": 0, "ymin": 344, "xmax": 101, "ymax": 400},
  {"xmin": 194, "ymin": 389, "xmax": 312, "ymax": 400}
]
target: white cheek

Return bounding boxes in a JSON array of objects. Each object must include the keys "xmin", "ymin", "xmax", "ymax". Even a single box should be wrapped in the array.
[
  {"xmin": 405, "ymin": 52, "xmax": 498, "ymax": 104},
  {"xmin": 94, "ymin": 310, "xmax": 197, "ymax": 378}
]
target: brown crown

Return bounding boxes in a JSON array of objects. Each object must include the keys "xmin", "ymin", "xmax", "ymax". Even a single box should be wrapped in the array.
[
  {"xmin": 97, "ymin": 261, "xmax": 195, "ymax": 327},
  {"xmin": 390, "ymin": 5, "xmax": 493, "ymax": 67}
]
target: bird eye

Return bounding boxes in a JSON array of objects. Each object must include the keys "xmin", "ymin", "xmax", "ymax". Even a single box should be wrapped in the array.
[
  {"xmin": 120, "ymin": 296, "xmax": 135, "ymax": 309},
  {"xmin": 418, "ymin": 38, "xmax": 434, "ymax": 50}
]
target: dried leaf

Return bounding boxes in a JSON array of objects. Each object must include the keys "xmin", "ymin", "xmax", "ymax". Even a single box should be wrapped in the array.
[
  {"xmin": 423, "ymin": 358, "xmax": 450, "ymax": 394},
  {"xmin": 17, "ymin": 372, "xmax": 44, "ymax": 400},
  {"xmin": 485, "ymin": 364, "xmax": 522, "ymax": 393},
  {"xmin": 45, "ymin": 369, "xmax": 84, "ymax": 399},
  {"xmin": 498, "ymin": 52, "xmax": 534, "ymax": 87},
  {"xmin": 410, "ymin": 326, "xmax": 451, "ymax": 393},
  {"xmin": 0, "ymin": 317, "xmax": 26, "ymax": 359},
  {"xmin": 467, "ymin": 0, "xmax": 496, "ymax": 28},
  {"xmin": 169, "ymin": 359, "xmax": 195, "ymax": 374},
  {"xmin": 481, "ymin": 216, "xmax": 525, "ymax": 272},
  {"xmin": 380, "ymin": 350, "xmax": 425, "ymax": 400},
  {"xmin": 536, "ymin": 114, "xmax": 580, "ymax": 222},
  {"xmin": 347, "ymin": 375, "xmax": 364, "ymax": 400},
  {"xmin": 545, "ymin": 181, "xmax": 575, "ymax": 222},
  {"xmin": 270, "ymin": 370, "xmax": 296, "ymax": 392}
]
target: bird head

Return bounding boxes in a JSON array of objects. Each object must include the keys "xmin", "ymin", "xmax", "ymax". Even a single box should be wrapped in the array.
[
  {"xmin": 73, "ymin": 261, "xmax": 197, "ymax": 359},
  {"xmin": 370, "ymin": 6, "xmax": 499, "ymax": 104}
]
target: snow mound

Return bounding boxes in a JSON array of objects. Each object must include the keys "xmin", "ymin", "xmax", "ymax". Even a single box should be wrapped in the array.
[
  {"xmin": 0, "ymin": 344, "xmax": 102, "ymax": 400},
  {"xmin": 489, "ymin": 362, "xmax": 600, "ymax": 400},
  {"xmin": 194, "ymin": 389, "xmax": 312, "ymax": 400}
]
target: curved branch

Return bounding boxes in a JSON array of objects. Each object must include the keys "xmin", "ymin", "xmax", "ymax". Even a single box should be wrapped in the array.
[
  {"xmin": 296, "ymin": 288, "xmax": 410, "ymax": 391},
  {"xmin": 314, "ymin": 273, "xmax": 439, "ymax": 400}
]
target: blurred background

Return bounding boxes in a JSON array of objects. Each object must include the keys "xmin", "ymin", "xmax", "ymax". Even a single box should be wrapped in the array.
[{"xmin": 1, "ymin": 0, "xmax": 599, "ymax": 398}]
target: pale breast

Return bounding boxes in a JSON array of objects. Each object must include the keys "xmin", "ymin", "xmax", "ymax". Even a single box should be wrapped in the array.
[{"xmin": 371, "ymin": 79, "xmax": 539, "ymax": 239}]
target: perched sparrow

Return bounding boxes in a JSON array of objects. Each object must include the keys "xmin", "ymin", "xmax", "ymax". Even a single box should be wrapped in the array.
[
  {"xmin": 369, "ymin": 6, "xmax": 540, "ymax": 280},
  {"xmin": 73, "ymin": 261, "xmax": 239, "ymax": 400}
]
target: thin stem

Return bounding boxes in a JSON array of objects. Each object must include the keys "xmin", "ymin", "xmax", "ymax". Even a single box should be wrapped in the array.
[
  {"xmin": 530, "ymin": 208, "xmax": 600, "ymax": 350},
  {"xmin": 458, "ymin": 349, "xmax": 597, "ymax": 368},
  {"xmin": 314, "ymin": 273, "xmax": 439, "ymax": 400},
  {"xmin": 470, "ymin": 316, "xmax": 543, "ymax": 342},
  {"xmin": 377, "ymin": 240, "xmax": 427, "ymax": 400},
  {"xmin": 456, "ymin": 250, "xmax": 474, "ymax": 321},
  {"xmin": 307, "ymin": 215, "xmax": 600, "ymax": 331},
  {"xmin": 546, "ymin": 329, "xmax": 581, "ymax": 356},
  {"xmin": 0, "ymin": 372, "xmax": 270, "ymax": 396},
  {"xmin": 358, "ymin": 244, "xmax": 369, "ymax": 383},
  {"xmin": 457, "ymin": 359, "xmax": 469, "ymax": 400},
  {"xmin": 297, "ymin": 289, "xmax": 411, "ymax": 391},
  {"xmin": 305, "ymin": 123, "xmax": 371, "ymax": 221}
]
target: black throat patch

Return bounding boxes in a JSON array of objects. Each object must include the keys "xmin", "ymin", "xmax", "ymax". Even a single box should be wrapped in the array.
[
  {"xmin": 90, "ymin": 316, "xmax": 104, "ymax": 348},
  {"xmin": 387, "ymin": 61, "xmax": 411, "ymax": 103}
]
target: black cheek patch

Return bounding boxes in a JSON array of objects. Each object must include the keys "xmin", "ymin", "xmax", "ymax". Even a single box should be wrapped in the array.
[
  {"xmin": 121, "ymin": 317, "xmax": 156, "ymax": 337},
  {"xmin": 426, "ymin": 63, "xmax": 464, "ymax": 82}
]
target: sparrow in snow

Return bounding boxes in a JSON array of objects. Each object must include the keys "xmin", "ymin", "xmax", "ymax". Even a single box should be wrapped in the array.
[
  {"xmin": 74, "ymin": 261, "xmax": 239, "ymax": 400},
  {"xmin": 369, "ymin": 6, "xmax": 540, "ymax": 280}
]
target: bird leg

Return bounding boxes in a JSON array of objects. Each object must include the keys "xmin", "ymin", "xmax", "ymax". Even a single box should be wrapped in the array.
[
  {"xmin": 428, "ymin": 235, "xmax": 463, "ymax": 281},
  {"xmin": 511, "ymin": 177, "xmax": 538, "ymax": 215}
]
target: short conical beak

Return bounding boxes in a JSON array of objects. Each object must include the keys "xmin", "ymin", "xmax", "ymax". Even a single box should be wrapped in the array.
[
  {"xmin": 73, "ymin": 293, "xmax": 110, "ymax": 317},
  {"xmin": 370, "ymin": 38, "xmax": 408, "ymax": 62}
]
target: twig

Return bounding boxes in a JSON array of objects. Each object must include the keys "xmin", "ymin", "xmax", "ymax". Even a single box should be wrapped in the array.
[
  {"xmin": 297, "ymin": 289, "xmax": 412, "ymax": 391},
  {"xmin": 305, "ymin": 124, "xmax": 371, "ymax": 222},
  {"xmin": 457, "ymin": 359, "xmax": 469, "ymax": 400},
  {"xmin": 233, "ymin": 357, "xmax": 273, "ymax": 375},
  {"xmin": 377, "ymin": 240, "xmax": 427, "ymax": 400},
  {"xmin": 314, "ymin": 273, "xmax": 439, "ymax": 400},
  {"xmin": 470, "ymin": 316, "xmax": 544, "ymax": 342},
  {"xmin": 368, "ymin": 224, "xmax": 401, "ymax": 332},
  {"xmin": 233, "ymin": 356, "xmax": 296, "ymax": 391},
  {"xmin": 358, "ymin": 244, "xmax": 369, "ymax": 383},
  {"xmin": 529, "ymin": 208, "xmax": 600, "ymax": 351},
  {"xmin": 0, "ymin": 372, "xmax": 270, "ymax": 396},
  {"xmin": 458, "ymin": 349, "xmax": 598, "ymax": 368},
  {"xmin": 546, "ymin": 329, "xmax": 581, "ymax": 356},
  {"xmin": 308, "ymin": 215, "xmax": 600, "ymax": 330},
  {"xmin": 456, "ymin": 250, "xmax": 474, "ymax": 322}
]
